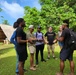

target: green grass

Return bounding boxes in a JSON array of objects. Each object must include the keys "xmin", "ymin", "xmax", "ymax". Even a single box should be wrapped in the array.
[
  {"xmin": 0, "ymin": 43, "xmax": 14, "ymax": 50},
  {"xmin": 0, "ymin": 44, "xmax": 76, "ymax": 75}
]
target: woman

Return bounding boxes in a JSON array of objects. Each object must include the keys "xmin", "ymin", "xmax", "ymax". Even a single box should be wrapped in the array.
[
  {"xmin": 15, "ymin": 18, "xmax": 28, "ymax": 75},
  {"xmin": 57, "ymin": 26, "xmax": 64, "ymax": 49}
]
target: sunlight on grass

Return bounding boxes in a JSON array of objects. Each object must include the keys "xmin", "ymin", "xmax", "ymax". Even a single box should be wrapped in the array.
[{"xmin": 0, "ymin": 44, "xmax": 76, "ymax": 75}]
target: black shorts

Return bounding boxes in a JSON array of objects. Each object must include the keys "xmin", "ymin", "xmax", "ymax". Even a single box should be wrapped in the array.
[
  {"xmin": 17, "ymin": 48, "xmax": 28, "ymax": 62},
  {"xmin": 18, "ymin": 51, "xmax": 27, "ymax": 62},
  {"xmin": 60, "ymin": 48, "xmax": 74, "ymax": 61}
]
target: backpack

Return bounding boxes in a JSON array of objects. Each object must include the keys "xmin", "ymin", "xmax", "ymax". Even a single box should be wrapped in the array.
[
  {"xmin": 10, "ymin": 30, "xmax": 17, "ymax": 46},
  {"xmin": 36, "ymin": 32, "xmax": 43, "ymax": 39},
  {"xmin": 68, "ymin": 29, "xmax": 76, "ymax": 50}
]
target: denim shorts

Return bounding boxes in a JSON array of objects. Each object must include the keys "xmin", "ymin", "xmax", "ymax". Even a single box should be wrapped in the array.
[{"xmin": 58, "ymin": 41, "xmax": 64, "ymax": 47}]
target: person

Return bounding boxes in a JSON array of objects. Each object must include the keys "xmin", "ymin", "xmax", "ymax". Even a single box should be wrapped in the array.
[
  {"xmin": 10, "ymin": 22, "xmax": 27, "ymax": 75},
  {"xmin": 45, "ymin": 26, "xmax": 57, "ymax": 59},
  {"xmin": 56, "ymin": 23, "xmax": 75, "ymax": 75},
  {"xmin": 34, "ymin": 26, "xmax": 46, "ymax": 65},
  {"xmin": 10, "ymin": 23, "xmax": 19, "ymax": 75},
  {"xmin": 57, "ymin": 26, "xmax": 64, "ymax": 49},
  {"xmin": 15, "ymin": 18, "xmax": 28, "ymax": 75},
  {"xmin": 27, "ymin": 25, "xmax": 37, "ymax": 70}
]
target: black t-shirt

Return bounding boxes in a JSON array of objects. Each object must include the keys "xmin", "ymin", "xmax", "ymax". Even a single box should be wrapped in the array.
[
  {"xmin": 16, "ymin": 27, "xmax": 27, "ymax": 52},
  {"xmin": 45, "ymin": 32, "xmax": 56, "ymax": 45},
  {"xmin": 61, "ymin": 28, "xmax": 70, "ymax": 48}
]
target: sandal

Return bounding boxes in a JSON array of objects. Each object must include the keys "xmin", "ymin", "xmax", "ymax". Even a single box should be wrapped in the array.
[
  {"xmin": 56, "ymin": 72, "xmax": 63, "ymax": 75},
  {"xmin": 30, "ymin": 67, "xmax": 36, "ymax": 71}
]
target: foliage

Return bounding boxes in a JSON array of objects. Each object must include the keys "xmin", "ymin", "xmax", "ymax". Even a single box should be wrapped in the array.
[
  {"xmin": 23, "ymin": 6, "xmax": 40, "ymax": 28},
  {"xmin": 23, "ymin": 0, "xmax": 76, "ymax": 32},
  {"xmin": 0, "ymin": 7, "xmax": 10, "ymax": 25},
  {"xmin": 0, "ymin": 8, "xmax": 2, "ymax": 12},
  {"xmin": 2, "ymin": 20, "xmax": 10, "ymax": 25}
]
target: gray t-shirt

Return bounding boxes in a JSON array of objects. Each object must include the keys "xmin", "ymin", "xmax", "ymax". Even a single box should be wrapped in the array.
[{"xmin": 27, "ymin": 32, "xmax": 36, "ymax": 47}]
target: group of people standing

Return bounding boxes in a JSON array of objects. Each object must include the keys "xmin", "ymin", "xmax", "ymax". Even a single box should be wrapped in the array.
[{"xmin": 10, "ymin": 18, "xmax": 75, "ymax": 75}]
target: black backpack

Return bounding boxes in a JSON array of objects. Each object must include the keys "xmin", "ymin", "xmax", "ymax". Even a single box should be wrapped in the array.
[{"xmin": 68, "ymin": 29, "xmax": 76, "ymax": 50}]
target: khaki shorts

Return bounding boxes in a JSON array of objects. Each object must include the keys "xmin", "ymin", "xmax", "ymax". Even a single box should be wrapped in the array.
[
  {"xmin": 28, "ymin": 46, "xmax": 36, "ymax": 54},
  {"xmin": 47, "ymin": 44, "xmax": 55, "ymax": 52}
]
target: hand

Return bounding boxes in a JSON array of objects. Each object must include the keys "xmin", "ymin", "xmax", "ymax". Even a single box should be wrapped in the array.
[
  {"xmin": 38, "ymin": 39, "xmax": 43, "ymax": 42},
  {"xmin": 25, "ymin": 40, "xmax": 28, "ymax": 42},
  {"xmin": 53, "ymin": 40, "xmax": 57, "ymax": 43},
  {"xmin": 45, "ymin": 41, "xmax": 49, "ymax": 44}
]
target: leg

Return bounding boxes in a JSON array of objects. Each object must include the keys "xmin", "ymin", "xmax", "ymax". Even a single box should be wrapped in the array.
[
  {"xmin": 16, "ymin": 51, "xmax": 19, "ymax": 73},
  {"xmin": 60, "ymin": 59, "xmax": 65, "ymax": 73},
  {"xmin": 51, "ymin": 44, "xmax": 55, "ymax": 58},
  {"xmin": 18, "ymin": 61, "xmax": 24, "ymax": 75},
  {"xmin": 35, "ymin": 45, "xmax": 39, "ymax": 64},
  {"xmin": 68, "ymin": 50, "xmax": 74, "ymax": 75},
  {"xmin": 30, "ymin": 53, "xmax": 36, "ymax": 70},
  {"xmin": 40, "ymin": 44, "xmax": 44, "ymax": 61},
  {"xmin": 56, "ymin": 59, "xmax": 64, "ymax": 75},
  {"xmin": 69, "ymin": 60, "xmax": 74, "ymax": 75},
  {"xmin": 30, "ymin": 53, "xmax": 34, "ymax": 67},
  {"xmin": 23, "ymin": 61, "xmax": 25, "ymax": 69},
  {"xmin": 47, "ymin": 45, "xmax": 50, "ymax": 58},
  {"xmin": 56, "ymin": 48, "xmax": 67, "ymax": 75}
]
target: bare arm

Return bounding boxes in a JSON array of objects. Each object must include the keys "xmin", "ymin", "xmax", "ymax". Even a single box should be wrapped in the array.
[
  {"xmin": 57, "ymin": 37, "xmax": 64, "ymax": 42},
  {"xmin": 17, "ymin": 37, "xmax": 28, "ymax": 43}
]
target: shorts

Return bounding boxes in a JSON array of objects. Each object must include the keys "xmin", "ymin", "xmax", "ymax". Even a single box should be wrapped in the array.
[
  {"xmin": 28, "ymin": 46, "xmax": 36, "ymax": 54},
  {"xmin": 58, "ymin": 41, "xmax": 64, "ymax": 47},
  {"xmin": 60, "ymin": 48, "xmax": 74, "ymax": 61},
  {"xmin": 47, "ymin": 44, "xmax": 55, "ymax": 52},
  {"xmin": 16, "ymin": 45, "xmax": 28, "ymax": 62}
]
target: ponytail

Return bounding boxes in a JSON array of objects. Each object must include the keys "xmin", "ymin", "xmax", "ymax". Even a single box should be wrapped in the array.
[
  {"xmin": 13, "ymin": 22, "xmax": 19, "ymax": 28},
  {"xmin": 13, "ymin": 18, "xmax": 24, "ymax": 28}
]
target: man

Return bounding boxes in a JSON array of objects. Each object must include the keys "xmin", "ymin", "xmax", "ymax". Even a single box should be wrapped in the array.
[
  {"xmin": 45, "ymin": 26, "xmax": 57, "ymax": 59},
  {"xmin": 35, "ymin": 26, "xmax": 46, "ymax": 65},
  {"xmin": 27, "ymin": 25, "xmax": 37, "ymax": 70},
  {"xmin": 56, "ymin": 23, "xmax": 75, "ymax": 75}
]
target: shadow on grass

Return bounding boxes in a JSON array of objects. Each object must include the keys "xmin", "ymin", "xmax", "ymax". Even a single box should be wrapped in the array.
[
  {"xmin": 0, "ymin": 47, "xmax": 14, "ymax": 55},
  {"xmin": 0, "ymin": 56, "xmax": 16, "ymax": 75},
  {"xmin": 0, "ymin": 48, "xmax": 76, "ymax": 75}
]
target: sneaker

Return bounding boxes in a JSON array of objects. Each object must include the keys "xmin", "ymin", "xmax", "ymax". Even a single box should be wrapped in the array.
[
  {"xmin": 47, "ymin": 57, "xmax": 50, "ymax": 60},
  {"xmin": 41, "ymin": 59, "xmax": 46, "ymax": 62},
  {"xmin": 36, "ymin": 61, "xmax": 38, "ymax": 65},
  {"xmin": 53, "ymin": 56, "xmax": 57, "ymax": 60}
]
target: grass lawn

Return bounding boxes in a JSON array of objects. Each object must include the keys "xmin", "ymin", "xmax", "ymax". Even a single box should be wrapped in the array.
[{"xmin": 0, "ymin": 44, "xmax": 76, "ymax": 75}]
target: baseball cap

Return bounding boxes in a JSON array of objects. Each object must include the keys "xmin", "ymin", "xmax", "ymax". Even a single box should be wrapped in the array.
[
  {"xmin": 37, "ymin": 26, "xmax": 41, "ymax": 29},
  {"xmin": 29, "ymin": 25, "xmax": 34, "ymax": 29}
]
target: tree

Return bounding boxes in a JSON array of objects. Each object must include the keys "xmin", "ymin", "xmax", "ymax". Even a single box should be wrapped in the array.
[
  {"xmin": 23, "ymin": 6, "xmax": 40, "ymax": 28},
  {"xmin": 23, "ymin": 0, "xmax": 76, "ymax": 32},
  {"xmin": 39, "ymin": 0, "xmax": 76, "ymax": 31},
  {"xmin": 2, "ymin": 20, "xmax": 9, "ymax": 25},
  {"xmin": 0, "ymin": 8, "xmax": 2, "ymax": 12}
]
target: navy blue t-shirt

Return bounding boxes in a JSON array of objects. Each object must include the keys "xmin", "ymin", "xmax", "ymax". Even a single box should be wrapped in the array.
[
  {"xmin": 45, "ymin": 32, "xmax": 56, "ymax": 45},
  {"xmin": 61, "ymin": 28, "xmax": 70, "ymax": 48}
]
